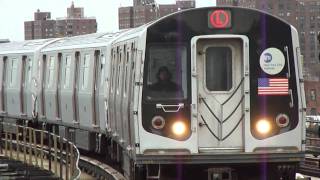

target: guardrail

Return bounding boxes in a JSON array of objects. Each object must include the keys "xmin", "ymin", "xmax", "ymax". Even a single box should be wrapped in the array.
[
  {"xmin": 0, "ymin": 122, "xmax": 81, "ymax": 180},
  {"xmin": 301, "ymin": 120, "xmax": 320, "ymax": 177},
  {"xmin": 306, "ymin": 120, "xmax": 320, "ymax": 154}
]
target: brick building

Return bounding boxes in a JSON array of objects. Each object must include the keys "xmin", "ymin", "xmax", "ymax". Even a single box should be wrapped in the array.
[
  {"xmin": 119, "ymin": 0, "xmax": 195, "ymax": 29},
  {"xmin": 217, "ymin": 0, "xmax": 320, "ymax": 115},
  {"xmin": 24, "ymin": 2, "xmax": 97, "ymax": 40},
  {"xmin": 217, "ymin": 0, "xmax": 320, "ymax": 78}
]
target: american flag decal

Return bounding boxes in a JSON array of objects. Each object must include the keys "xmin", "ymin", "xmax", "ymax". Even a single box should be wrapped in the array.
[{"xmin": 258, "ymin": 78, "xmax": 289, "ymax": 95}]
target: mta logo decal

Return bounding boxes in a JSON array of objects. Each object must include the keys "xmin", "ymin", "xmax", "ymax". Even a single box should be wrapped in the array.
[{"xmin": 264, "ymin": 53, "xmax": 272, "ymax": 63}]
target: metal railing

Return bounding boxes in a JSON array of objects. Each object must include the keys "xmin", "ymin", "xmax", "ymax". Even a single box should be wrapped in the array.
[
  {"xmin": 0, "ymin": 122, "xmax": 81, "ymax": 180},
  {"xmin": 306, "ymin": 120, "xmax": 320, "ymax": 151}
]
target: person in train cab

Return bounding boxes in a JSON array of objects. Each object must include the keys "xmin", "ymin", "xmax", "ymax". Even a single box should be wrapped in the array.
[{"xmin": 150, "ymin": 66, "xmax": 180, "ymax": 92}]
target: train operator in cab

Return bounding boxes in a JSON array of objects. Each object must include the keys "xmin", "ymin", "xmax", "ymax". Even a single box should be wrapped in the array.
[{"xmin": 150, "ymin": 66, "xmax": 180, "ymax": 92}]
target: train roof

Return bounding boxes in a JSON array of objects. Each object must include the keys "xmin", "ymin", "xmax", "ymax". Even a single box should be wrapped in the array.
[
  {"xmin": 0, "ymin": 38, "xmax": 56, "ymax": 55},
  {"xmin": 42, "ymin": 30, "xmax": 129, "ymax": 52}
]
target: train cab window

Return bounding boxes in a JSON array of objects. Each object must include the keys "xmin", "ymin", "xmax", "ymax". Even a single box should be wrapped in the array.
[
  {"xmin": 144, "ymin": 44, "xmax": 187, "ymax": 100},
  {"xmin": 205, "ymin": 47, "xmax": 232, "ymax": 91}
]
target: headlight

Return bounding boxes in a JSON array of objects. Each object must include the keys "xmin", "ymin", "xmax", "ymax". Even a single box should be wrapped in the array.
[
  {"xmin": 256, "ymin": 119, "xmax": 271, "ymax": 135},
  {"xmin": 172, "ymin": 121, "xmax": 186, "ymax": 136}
]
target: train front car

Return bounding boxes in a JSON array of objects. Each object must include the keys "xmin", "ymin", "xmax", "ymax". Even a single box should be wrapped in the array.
[{"xmin": 136, "ymin": 7, "xmax": 305, "ymax": 180}]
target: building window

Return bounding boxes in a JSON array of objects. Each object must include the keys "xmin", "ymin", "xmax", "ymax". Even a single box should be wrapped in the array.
[
  {"xmin": 310, "ymin": 89, "xmax": 316, "ymax": 101},
  {"xmin": 310, "ymin": 108, "xmax": 317, "ymax": 115}
]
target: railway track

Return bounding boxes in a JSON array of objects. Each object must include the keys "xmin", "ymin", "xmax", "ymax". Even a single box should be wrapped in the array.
[{"xmin": 78, "ymin": 154, "xmax": 125, "ymax": 180}]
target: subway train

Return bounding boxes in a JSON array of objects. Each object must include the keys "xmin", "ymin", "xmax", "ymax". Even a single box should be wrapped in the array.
[{"xmin": 0, "ymin": 7, "xmax": 306, "ymax": 180}]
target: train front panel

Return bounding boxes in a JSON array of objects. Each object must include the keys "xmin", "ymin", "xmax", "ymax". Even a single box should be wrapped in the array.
[{"xmin": 135, "ymin": 6, "xmax": 305, "ymax": 179}]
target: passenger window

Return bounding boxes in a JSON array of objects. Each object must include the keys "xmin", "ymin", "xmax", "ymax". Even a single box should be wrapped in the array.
[
  {"xmin": 27, "ymin": 58, "xmax": 32, "ymax": 83},
  {"xmin": 64, "ymin": 55, "xmax": 71, "ymax": 88},
  {"xmin": 100, "ymin": 55, "xmax": 106, "ymax": 85},
  {"xmin": 124, "ymin": 51, "xmax": 129, "ymax": 94},
  {"xmin": 205, "ymin": 47, "xmax": 232, "ymax": 91},
  {"xmin": 10, "ymin": 58, "xmax": 18, "ymax": 87},
  {"xmin": 111, "ymin": 51, "xmax": 116, "ymax": 92},
  {"xmin": 82, "ymin": 54, "xmax": 90, "ymax": 89},
  {"xmin": 48, "ymin": 56, "xmax": 55, "ymax": 88},
  {"xmin": 117, "ymin": 53, "xmax": 122, "ymax": 91}
]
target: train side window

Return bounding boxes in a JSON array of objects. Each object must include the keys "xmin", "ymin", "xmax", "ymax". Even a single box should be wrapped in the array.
[
  {"xmin": 117, "ymin": 52, "xmax": 122, "ymax": 93},
  {"xmin": 64, "ymin": 55, "xmax": 71, "ymax": 88},
  {"xmin": 27, "ymin": 58, "xmax": 32, "ymax": 83},
  {"xmin": 9, "ymin": 58, "xmax": 18, "ymax": 87},
  {"xmin": 124, "ymin": 51, "xmax": 130, "ymax": 94},
  {"xmin": 81, "ymin": 54, "xmax": 90, "ymax": 90},
  {"xmin": 205, "ymin": 47, "xmax": 232, "ymax": 91},
  {"xmin": 48, "ymin": 56, "xmax": 55, "ymax": 88},
  {"xmin": 111, "ymin": 50, "xmax": 116, "ymax": 92},
  {"xmin": 100, "ymin": 54, "xmax": 106, "ymax": 86}
]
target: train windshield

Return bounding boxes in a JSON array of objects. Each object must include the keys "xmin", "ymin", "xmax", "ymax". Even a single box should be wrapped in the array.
[{"xmin": 144, "ymin": 44, "xmax": 187, "ymax": 101}]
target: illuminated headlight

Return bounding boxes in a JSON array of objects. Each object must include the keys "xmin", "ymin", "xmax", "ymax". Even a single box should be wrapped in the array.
[
  {"xmin": 276, "ymin": 114, "xmax": 289, "ymax": 128},
  {"xmin": 151, "ymin": 116, "xmax": 165, "ymax": 130},
  {"xmin": 256, "ymin": 119, "xmax": 271, "ymax": 135},
  {"xmin": 172, "ymin": 121, "xmax": 186, "ymax": 136}
]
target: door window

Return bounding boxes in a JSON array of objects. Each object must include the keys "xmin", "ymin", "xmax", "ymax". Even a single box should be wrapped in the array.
[{"xmin": 205, "ymin": 47, "xmax": 232, "ymax": 91}]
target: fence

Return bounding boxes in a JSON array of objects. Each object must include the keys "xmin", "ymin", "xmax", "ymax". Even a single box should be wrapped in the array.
[
  {"xmin": 306, "ymin": 119, "xmax": 320, "ymax": 151},
  {"xmin": 0, "ymin": 122, "xmax": 81, "ymax": 180}
]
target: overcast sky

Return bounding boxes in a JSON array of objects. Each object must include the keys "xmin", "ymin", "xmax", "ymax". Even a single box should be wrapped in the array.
[{"xmin": 0, "ymin": 0, "xmax": 216, "ymax": 41}]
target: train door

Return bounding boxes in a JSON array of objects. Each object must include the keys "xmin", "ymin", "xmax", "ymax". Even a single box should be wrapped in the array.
[
  {"xmin": 22, "ymin": 57, "xmax": 32, "ymax": 117},
  {"xmin": 93, "ymin": 50, "xmax": 101, "ymax": 127},
  {"xmin": 116, "ymin": 46, "xmax": 125, "ymax": 142},
  {"xmin": 73, "ymin": 52, "xmax": 80, "ymax": 123},
  {"xmin": 41, "ymin": 55, "xmax": 47, "ymax": 117},
  {"xmin": 56, "ymin": 53, "xmax": 62, "ymax": 120},
  {"xmin": 193, "ymin": 36, "xmax": 248, "ymax": 152},
  {"xmin": 109, "ymin": 48, "xmax": 118, "ymax": 136},
  {"xmin": 20, "ymin": 56, "xmax": 27, "ymax": 116},
  {"xmin": 123, "ymin": 43, "xmax": 135, "ymax": 148},
  {"xmin": 0, "ymin": 56, "xmax": 7, "ymax": 113},
  {"xmin": 121, "ymin": 44, "xmax": 130, "ymax": 146}
]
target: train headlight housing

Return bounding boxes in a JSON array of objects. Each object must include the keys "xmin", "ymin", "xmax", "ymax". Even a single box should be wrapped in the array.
[
  {"xmin": 172, "ymin": 121, "xmax": 186, "ymax": 136},
  {"xmin": 276, "ymin": 114, "xmax": 289, "ymax": 128},
  {"xmin": 151, "ymin": 116, "xmax": 165, "ymax": 130},
  {"xmin": 256, "ymin": 119, "xmax": 271, "ymax": 135}
]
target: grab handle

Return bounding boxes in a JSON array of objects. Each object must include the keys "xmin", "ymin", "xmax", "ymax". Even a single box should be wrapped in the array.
[{"xmin": 156, "ymin": 103, "xmax": 184, "ymax": 113}]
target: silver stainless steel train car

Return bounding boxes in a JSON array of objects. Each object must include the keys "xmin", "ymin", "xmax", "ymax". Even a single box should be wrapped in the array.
[{"xmin": 0, "ymin": 7, "xmax": 306, "ymax": 179}]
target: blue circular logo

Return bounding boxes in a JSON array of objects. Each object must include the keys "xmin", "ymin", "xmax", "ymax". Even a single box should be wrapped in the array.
[{"xmin": 264, "ymin": 53, "xmax": 272, "ymax": 63}]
